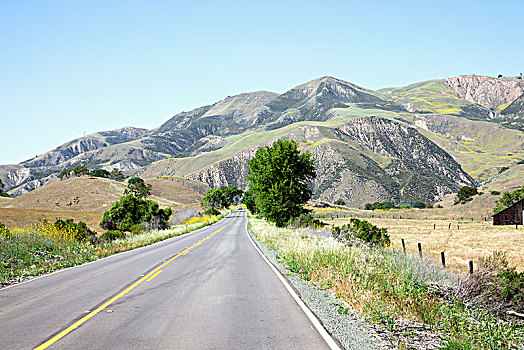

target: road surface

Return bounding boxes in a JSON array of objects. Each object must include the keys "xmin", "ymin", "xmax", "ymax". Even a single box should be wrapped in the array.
[{"xmin": 0, "ymin": 210, "xmax": 332, "ymax": 349}]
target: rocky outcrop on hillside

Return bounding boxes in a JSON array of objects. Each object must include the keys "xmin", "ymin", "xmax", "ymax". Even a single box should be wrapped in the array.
[
  {"xmin": 2, "ymin": 74, "xmax": 517, "ymax": 200},
  {"xmin": 445, "ymin": 75, "xmax": 524, "ymax": 111},
  {"xmin": 188, "ymin": 146, "xmax": 262, "ymax": 189},
  {"xmin": 187, "ymin": 117, "xmax": 474, "ymax": 206},
  {"xmin": 22, "ymin": 138, "xmax": 110, "ymax": 167},
  {"xmin": 99, "ymin": 126, "xmax": 149, "ymax": 144}
]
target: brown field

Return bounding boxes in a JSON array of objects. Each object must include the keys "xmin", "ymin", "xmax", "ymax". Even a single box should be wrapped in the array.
[
  {"xmin": 0, "ymin": 208, "xmax": 103, "ymax": 232},
  {"xmin": 0, "ymin": 176, "xmax": 204, "ymax": 232},
  {"xmin": 321, "ymin": 209, "xmax": 524, "ymax": 274},
  {"xmin": 146, "ymin": 177, "xmax": 202, "ymax": 210}
]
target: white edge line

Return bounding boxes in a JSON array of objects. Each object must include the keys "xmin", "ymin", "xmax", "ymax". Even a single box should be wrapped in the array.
[
  {"xmin": 244, "ymin": 215, "xmax": 342, "ymax": 350},
  {"xmin": 1, "ymin": 215, "xmax": 230, "ymax": 292}
]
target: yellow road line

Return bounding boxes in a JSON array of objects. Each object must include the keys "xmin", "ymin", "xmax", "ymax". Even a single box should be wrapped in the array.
[
  {"xmin": 146, "ymin": 270, "xmax": 162, "ymax": 281},
  {"xmin": 34, "ymin": 214, "xmax": 237, "ymax": 350}
]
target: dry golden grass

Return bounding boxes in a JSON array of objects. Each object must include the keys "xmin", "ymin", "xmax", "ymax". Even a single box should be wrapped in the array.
[
  {"xmin": 0, "ymin": 208, "xmax": 102, "ymax": 232},
  {"xmin": 328, "ymin": 216, "xmax": 524, "ymax": 273},
  {"xmin": 145, "ymin": 178, "xmax": 202, "ymax": 209},
  {"xmin": 0, "ymin": 176, "xmax": 204, "ymax": 232}
]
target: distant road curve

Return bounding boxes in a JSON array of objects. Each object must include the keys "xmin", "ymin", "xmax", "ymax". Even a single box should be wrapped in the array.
[{"xmin": 0, "ymin": 210, "xmax": 334, "ymax": 349}]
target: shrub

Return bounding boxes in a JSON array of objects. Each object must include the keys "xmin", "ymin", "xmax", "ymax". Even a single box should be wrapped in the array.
[
  {"xmin": 455, "ymin": 186, "xmax": 478, "ymax": 205},
  {"xmin": 0, "ymin": 222, "xmax": 10, "ymax": 237},
  {"xmin": 332, "ymin": 218, "xmax": 390, "ymax": 247},
  {"xmin": 365, "ymin": 201, "xmax": 397, "ymax": 210},
  {"xmin": 334, "ymin": 199, "xmax": 345, "ymax": 206},
  {"xmin": 52, "ymin": 218, "xmax": 98, "ymax": 244},
  {"xmin": 100, "ymin": 230, "xmax": 125, "ymax": 242},
  {"xmin": 288, "ymin": 214, "xmax": 325, "ymax": 229},
  {"xmin": 460, "ymin": 252, "xmax": 524, "ymax": 314},
  {"xmin": 129, "ymin": 224, "xmax": 145, "ymax": 235},
  {"xmin": 490, "ymin": 190, "xmax": 501, "ymax": 196},
  {"xmin": 498, "ymin": 166, "xmax": 509, "ymax": 174},
  {"xmin": 412, "ymin": 200, "xmax": 426, "ymax": 209}
]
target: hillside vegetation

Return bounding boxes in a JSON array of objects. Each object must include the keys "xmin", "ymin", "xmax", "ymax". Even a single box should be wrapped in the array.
[
  {"xmin": 2, "ymin": 74, "xmax": 523, "ymax": 208},
  {"xmin": 0, "ymin": 177, "xmax": 203, "ymax": 231}
]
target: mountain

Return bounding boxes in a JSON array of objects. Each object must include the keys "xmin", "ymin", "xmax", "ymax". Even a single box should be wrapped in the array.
[
  {"xmin": 2, "ymin": 74, "xmax": 523, "ymax": 207},
  {"xmin": 380, "ymin": 75, "xmax": 524, "ymax": 126}
]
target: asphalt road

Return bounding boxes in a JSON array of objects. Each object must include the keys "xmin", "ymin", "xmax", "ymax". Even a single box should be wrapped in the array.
[{"xmin": 0, "ymin": 210, "xmax": 331, "ymax": 349}]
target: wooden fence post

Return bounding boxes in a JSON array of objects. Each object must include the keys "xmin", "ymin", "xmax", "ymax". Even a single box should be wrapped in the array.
[
  {"xmin": 418, "ymin": 243, "xmax": 422, "ymax": 258},
  {"xmin": 441, "ymin": 252, "xmax": 446, "ymax": 267},
  {"xmin": 433, "ymin": 223, "xmax": 436, "ymax": 230},
  {"xmin": 469, "ymin": 261, "xmax": 474, "ymax": 275},
  {"xmin": 401, "ymin": 239, "xmax": 406, "ymax": 253}
]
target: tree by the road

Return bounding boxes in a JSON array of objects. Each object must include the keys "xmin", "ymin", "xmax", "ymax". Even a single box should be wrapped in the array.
[
  {"xmin": 247, "ymin": 139, "xmax": 316, "ymax": 227},
  {"xmin": 201, "ymin": 186, "xmax": 243, "ymax": 214}
]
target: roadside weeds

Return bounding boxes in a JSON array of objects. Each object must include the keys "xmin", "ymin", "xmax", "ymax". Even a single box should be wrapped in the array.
[
  {"xmin": 0, "ymin": 215, "xmax": 224, "ymax": 288},
  {"xmin": 247, "ymin": 216, "xmax": 524, "ymax": 349}
]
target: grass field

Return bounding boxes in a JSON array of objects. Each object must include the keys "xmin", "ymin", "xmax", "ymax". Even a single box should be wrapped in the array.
[
  {"xmin": 328, "ymin": 216, "xmax": 524, "ymax": 273},
  {"xmin": 310, "ymin": 196, "xmax": 524, "ymax": 274},
  {"xmin": 0, "ymin": 208, "xmax": 103, "ymax": 232},
  {"xmin": 0, "ymin": 176, "xmax": 204, "ymax": 233}
]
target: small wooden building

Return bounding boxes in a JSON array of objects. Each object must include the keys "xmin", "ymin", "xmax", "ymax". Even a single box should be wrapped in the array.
[{"xmin": 493, "ymin": 198, "xmax": 524, "ymax": 225}]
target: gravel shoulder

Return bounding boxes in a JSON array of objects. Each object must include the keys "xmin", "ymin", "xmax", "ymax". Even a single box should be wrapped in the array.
[{"xmin": 247, "ymin": 224, "xmax": 392, "ymax": 350}]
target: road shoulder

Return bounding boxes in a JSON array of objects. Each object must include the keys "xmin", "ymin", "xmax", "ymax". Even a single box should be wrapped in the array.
[{"xmin": 246, "ymin": 219, "xmax": 391, "ymax": 350}]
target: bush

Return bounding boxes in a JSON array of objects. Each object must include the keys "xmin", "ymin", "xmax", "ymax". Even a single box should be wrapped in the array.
[
  {"xmin": 129, "ymin": 224, "xmax": 145, "ymax": 235},
  {"xmin": 288, "ymin": 214, "xmax": 325, "ymax": 229},
  {"xmin": 460, "ymin": 252, "xmax": 524, "ymax": 314},
  {"xmin": 100, "ymin": 194, "xmax": 172, "ymax": 232},
  {"xmin": 498, "ymin": 166, "xmax": 509, "ymax": 174},
  {"xmin": 332, "ymin": 218, "xmax": 390, "ymax": 247},
  {"xmin": 334, "ymin": 199, "xmax": 345, "ymax": 206},
  {"xmin": 455, "ymin": 186, "xmax": 478, "ymax": 205},
  {"xmin": 52, "ymin": 218, "xmax": 98, "ymax": 244},
  {"xmin": 365, "ymin": 201, "xmax": 397, "ymax": 210},
  {"xmin": 100, "ymin": 230, "xmax": 125, "ymax": 242},
  {"xmin": 412, "ymin": 201, "xmax": 426, "ymax": 209},
  {"xmin": 490, "ymin": 190, "xmax": 501, "ymax": 196},
  {"xmin": 0, "ymin": 223, "xmax": 10, "ymax": 237}
]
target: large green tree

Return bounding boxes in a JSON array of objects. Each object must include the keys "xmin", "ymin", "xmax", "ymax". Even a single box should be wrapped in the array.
[
  {"xmin": 201, "ymin": 186, "xmax": 243, "ymax": 214},
  {"xmin": 493, "ymin": 186, "xmax": 524, "ymax": 214},
  {"xmin": 247, "ymin": 139, "xmax": 316, "ymax": 226}
]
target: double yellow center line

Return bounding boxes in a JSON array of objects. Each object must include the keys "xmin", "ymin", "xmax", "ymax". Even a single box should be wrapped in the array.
[{"xmin": 34, "ymin": 214, "xmax": 237, "ymax": 350}]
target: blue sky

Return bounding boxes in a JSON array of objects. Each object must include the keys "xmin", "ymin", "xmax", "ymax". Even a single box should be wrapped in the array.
[{"xmin": 1, "ymin": 0, "xmax": 523, "ymax": 164}]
